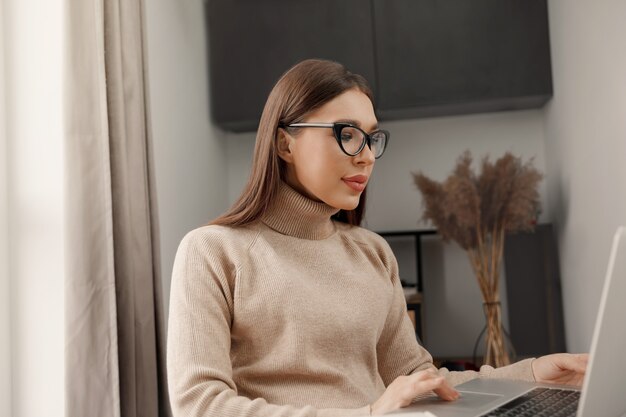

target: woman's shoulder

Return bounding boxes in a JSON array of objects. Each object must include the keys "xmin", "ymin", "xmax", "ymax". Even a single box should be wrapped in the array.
[
  {"xmin": 334, "ymin": 223, "xmax": 399, "ymax": 276},
  {"xmin": 335, "ymin": 222, "xmax": 395, "ymax": 261},
  {"xmin": 335, "ymin": 221, "xmax": 389, "ymax": 245},
  {"xmin": 178, "ymin": 223, "xmax": 261, "ymax": 257}
]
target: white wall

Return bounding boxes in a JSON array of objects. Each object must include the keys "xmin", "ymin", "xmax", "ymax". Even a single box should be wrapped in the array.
[
  {"xmin": 544, "ymin": 0, "xmax": 626, "ymax": 353},
  {"xmin": 3, "ymin": 0, "xmax": 65, "ymax": 416},
  {"xmin": 145, "ymin": 0, "xmax": 229, "ymax": 320},
  {"xmin": 0, "ymin": 1, "xmax": 12, "ymax": 414},
  {"xmin": 226, "ymin": 110, "xmax": 548, "ymax": 358},
  {"xmin": 226, "ymin": 131, "xmax": 256, "ymax": 204}
]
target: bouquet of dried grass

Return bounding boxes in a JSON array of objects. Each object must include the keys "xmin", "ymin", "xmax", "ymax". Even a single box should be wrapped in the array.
[{"xmin": 413, "ymin": 151, "xmax": 542, "ymax": 367}]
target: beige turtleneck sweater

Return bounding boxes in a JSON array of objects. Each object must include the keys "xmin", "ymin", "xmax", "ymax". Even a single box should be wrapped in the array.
[{"xmin": 167, "ymin": 182, "xmax": 535, "ymax": 417}]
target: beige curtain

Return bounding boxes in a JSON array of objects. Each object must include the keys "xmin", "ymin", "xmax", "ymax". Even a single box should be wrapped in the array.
[{"xmin": 64, "ymin": 0, "xmax": 171, "ymax": 416}]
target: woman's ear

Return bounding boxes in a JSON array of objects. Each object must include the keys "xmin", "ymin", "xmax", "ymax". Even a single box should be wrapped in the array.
[{"xmin": 276, "ymin": 128, "xmax": 295, "ymax": 164}]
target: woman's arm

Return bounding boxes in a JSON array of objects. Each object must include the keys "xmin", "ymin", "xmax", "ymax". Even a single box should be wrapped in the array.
[
  {"xmin": 374, "ymin": 254, "xmax": 439, "ymax": 384},
  {"xmin": 167, "ymin": 229, "xmax": 370, "ymax": 417}
]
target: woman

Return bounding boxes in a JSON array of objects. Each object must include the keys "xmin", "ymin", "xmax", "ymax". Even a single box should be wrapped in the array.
[{"xmin": 167, "ymin": 59, "xmax": 587, "ymax": 416}]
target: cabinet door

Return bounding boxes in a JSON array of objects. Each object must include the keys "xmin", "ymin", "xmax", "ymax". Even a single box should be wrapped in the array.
[
  {"xmin": 372, "ymin": 0, "xmax": 552, "ymax": 119},
  {"xmin": 207, "ymin": 0, "xmax": 377, "ymax": 132},
  {"xmin": 504, "ymin": 224, "xmax": 566, "ymax": 356}
]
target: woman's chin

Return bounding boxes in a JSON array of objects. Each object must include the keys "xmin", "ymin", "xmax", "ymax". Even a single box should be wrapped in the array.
[{"xmin": 329, "ymin": 196, "xmax": 361, "ymax": 211}]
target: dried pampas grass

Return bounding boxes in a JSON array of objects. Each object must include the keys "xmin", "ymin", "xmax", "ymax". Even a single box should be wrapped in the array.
[{"xmin": 413, "ymin": 151, "xmax": 542, "ymax": 367}]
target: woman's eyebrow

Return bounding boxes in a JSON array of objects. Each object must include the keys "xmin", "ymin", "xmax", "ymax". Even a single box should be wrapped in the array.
[{"xmin": 336, "ymin": 119, "xmax": 379, "ymax": 131}]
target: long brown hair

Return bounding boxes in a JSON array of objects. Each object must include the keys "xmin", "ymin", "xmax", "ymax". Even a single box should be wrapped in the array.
[{"xmin": 211, "ymin": 59, "xmax": 374, "ymax": 227}]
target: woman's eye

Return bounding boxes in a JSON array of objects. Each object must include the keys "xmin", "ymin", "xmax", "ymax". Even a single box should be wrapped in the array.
[
  {"xmin": 341, "ymin": 127, "xmax": 358, "ymax": 142},
  {"xmin": 341, "ymin": 133, "xmax": 354, "ymax": 142},
  {"xmin": 371, "ymin": 132, "xmax": 385, "ymax": 144}
]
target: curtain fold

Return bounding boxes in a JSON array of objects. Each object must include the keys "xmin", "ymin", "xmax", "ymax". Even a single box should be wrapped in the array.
[{"xmin": 64, "ymin": 0, "xmax": 170, "ymax": 416}]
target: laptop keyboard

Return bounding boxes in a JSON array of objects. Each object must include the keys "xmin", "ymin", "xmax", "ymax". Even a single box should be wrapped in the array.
[{"xmin": 482, "ymin": 387, "xmax": 580, "ymax": 417}]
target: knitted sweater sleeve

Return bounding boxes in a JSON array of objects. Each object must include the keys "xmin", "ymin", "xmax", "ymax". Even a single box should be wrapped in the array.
[
  {"xmin": 167, "ymin": 229, "xmax": 371, "ymax": 417},
  {"xmin": 375, "ymin": 245, "xmax": 536, "ymax": 388}
]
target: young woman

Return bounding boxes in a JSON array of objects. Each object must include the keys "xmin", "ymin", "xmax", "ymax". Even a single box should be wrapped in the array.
[{"xmin": 167, "ymin": 59, "xmax": 587, "ymax": 417}]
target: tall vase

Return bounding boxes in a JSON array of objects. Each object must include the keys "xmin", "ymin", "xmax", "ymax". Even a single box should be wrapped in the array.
[
  {"xmin": 482, "ymin": 300, "xmax": 511, "ymax": 367},
  {"xmin": 468, "ymin": 231, "xmax": 513, "ymax": 368}
]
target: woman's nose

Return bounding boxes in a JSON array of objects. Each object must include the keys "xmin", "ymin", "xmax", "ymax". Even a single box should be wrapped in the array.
[{"xmin": 354, "ymin": 142, "xmax": 375, "ymax": 165}]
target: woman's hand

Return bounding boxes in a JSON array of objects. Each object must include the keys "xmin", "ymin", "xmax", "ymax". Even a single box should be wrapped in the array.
[
  {"xmin": 531, "ymin": 353, "xmax": 589, "ymax": 387},
  {"xmin": 370, "ymin": 369, "xmax": 459, "ymax": 415}
]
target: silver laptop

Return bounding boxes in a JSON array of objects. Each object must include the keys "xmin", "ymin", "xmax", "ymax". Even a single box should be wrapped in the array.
[{"xmin": 397, "ymin": 226, "xmax": 626, "ymax": 417}]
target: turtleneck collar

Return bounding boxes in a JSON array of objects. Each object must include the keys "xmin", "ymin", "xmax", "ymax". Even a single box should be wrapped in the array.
[{"xmin": 261, "ymin": 181, "xmax": 340, "ymax": 240}]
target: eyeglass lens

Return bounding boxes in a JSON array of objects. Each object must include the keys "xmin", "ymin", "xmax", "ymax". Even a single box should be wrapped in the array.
[{"xmin": 339, "ymin": 125, "xmax": 387, "ymax": 158}]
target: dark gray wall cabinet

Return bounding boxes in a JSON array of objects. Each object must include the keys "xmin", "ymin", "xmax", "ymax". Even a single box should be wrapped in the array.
[
  {"xmin": 504, "ymin": 224, "xmax": 567, "ymax": 357},
  {"xmin": 207, "ymin": 0, "xmax": 552, "ymax": 132}
]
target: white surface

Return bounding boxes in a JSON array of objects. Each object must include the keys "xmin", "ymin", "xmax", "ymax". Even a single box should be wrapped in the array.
[
  {"xmin": 545, "ymin": 0, "xmax": 626, "ymax": 353},
  {"xmin": 3, "ymin": 0, "xmax": 65, "ymax": 416}
]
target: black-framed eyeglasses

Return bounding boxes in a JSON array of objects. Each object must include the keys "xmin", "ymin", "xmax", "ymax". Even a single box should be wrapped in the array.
[{"xmin": 282, "ymin": 122, "xmax": 390, "ymax": 159}]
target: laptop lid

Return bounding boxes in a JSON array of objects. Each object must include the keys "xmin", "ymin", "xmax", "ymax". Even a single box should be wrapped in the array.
[{"xmin": 578, "ymin": 226, "xmax": 626, "ymax": 416}]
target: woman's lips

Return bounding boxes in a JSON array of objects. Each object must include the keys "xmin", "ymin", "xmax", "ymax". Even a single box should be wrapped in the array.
[{"xmin": 342, "ymin": 175, "xmax": 368, "ymax": 192}]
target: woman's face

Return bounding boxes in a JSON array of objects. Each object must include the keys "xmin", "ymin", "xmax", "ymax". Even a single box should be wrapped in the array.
[{"xmin": 278, "ymin": 88, "xmax": 378, "ymax": 211}]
